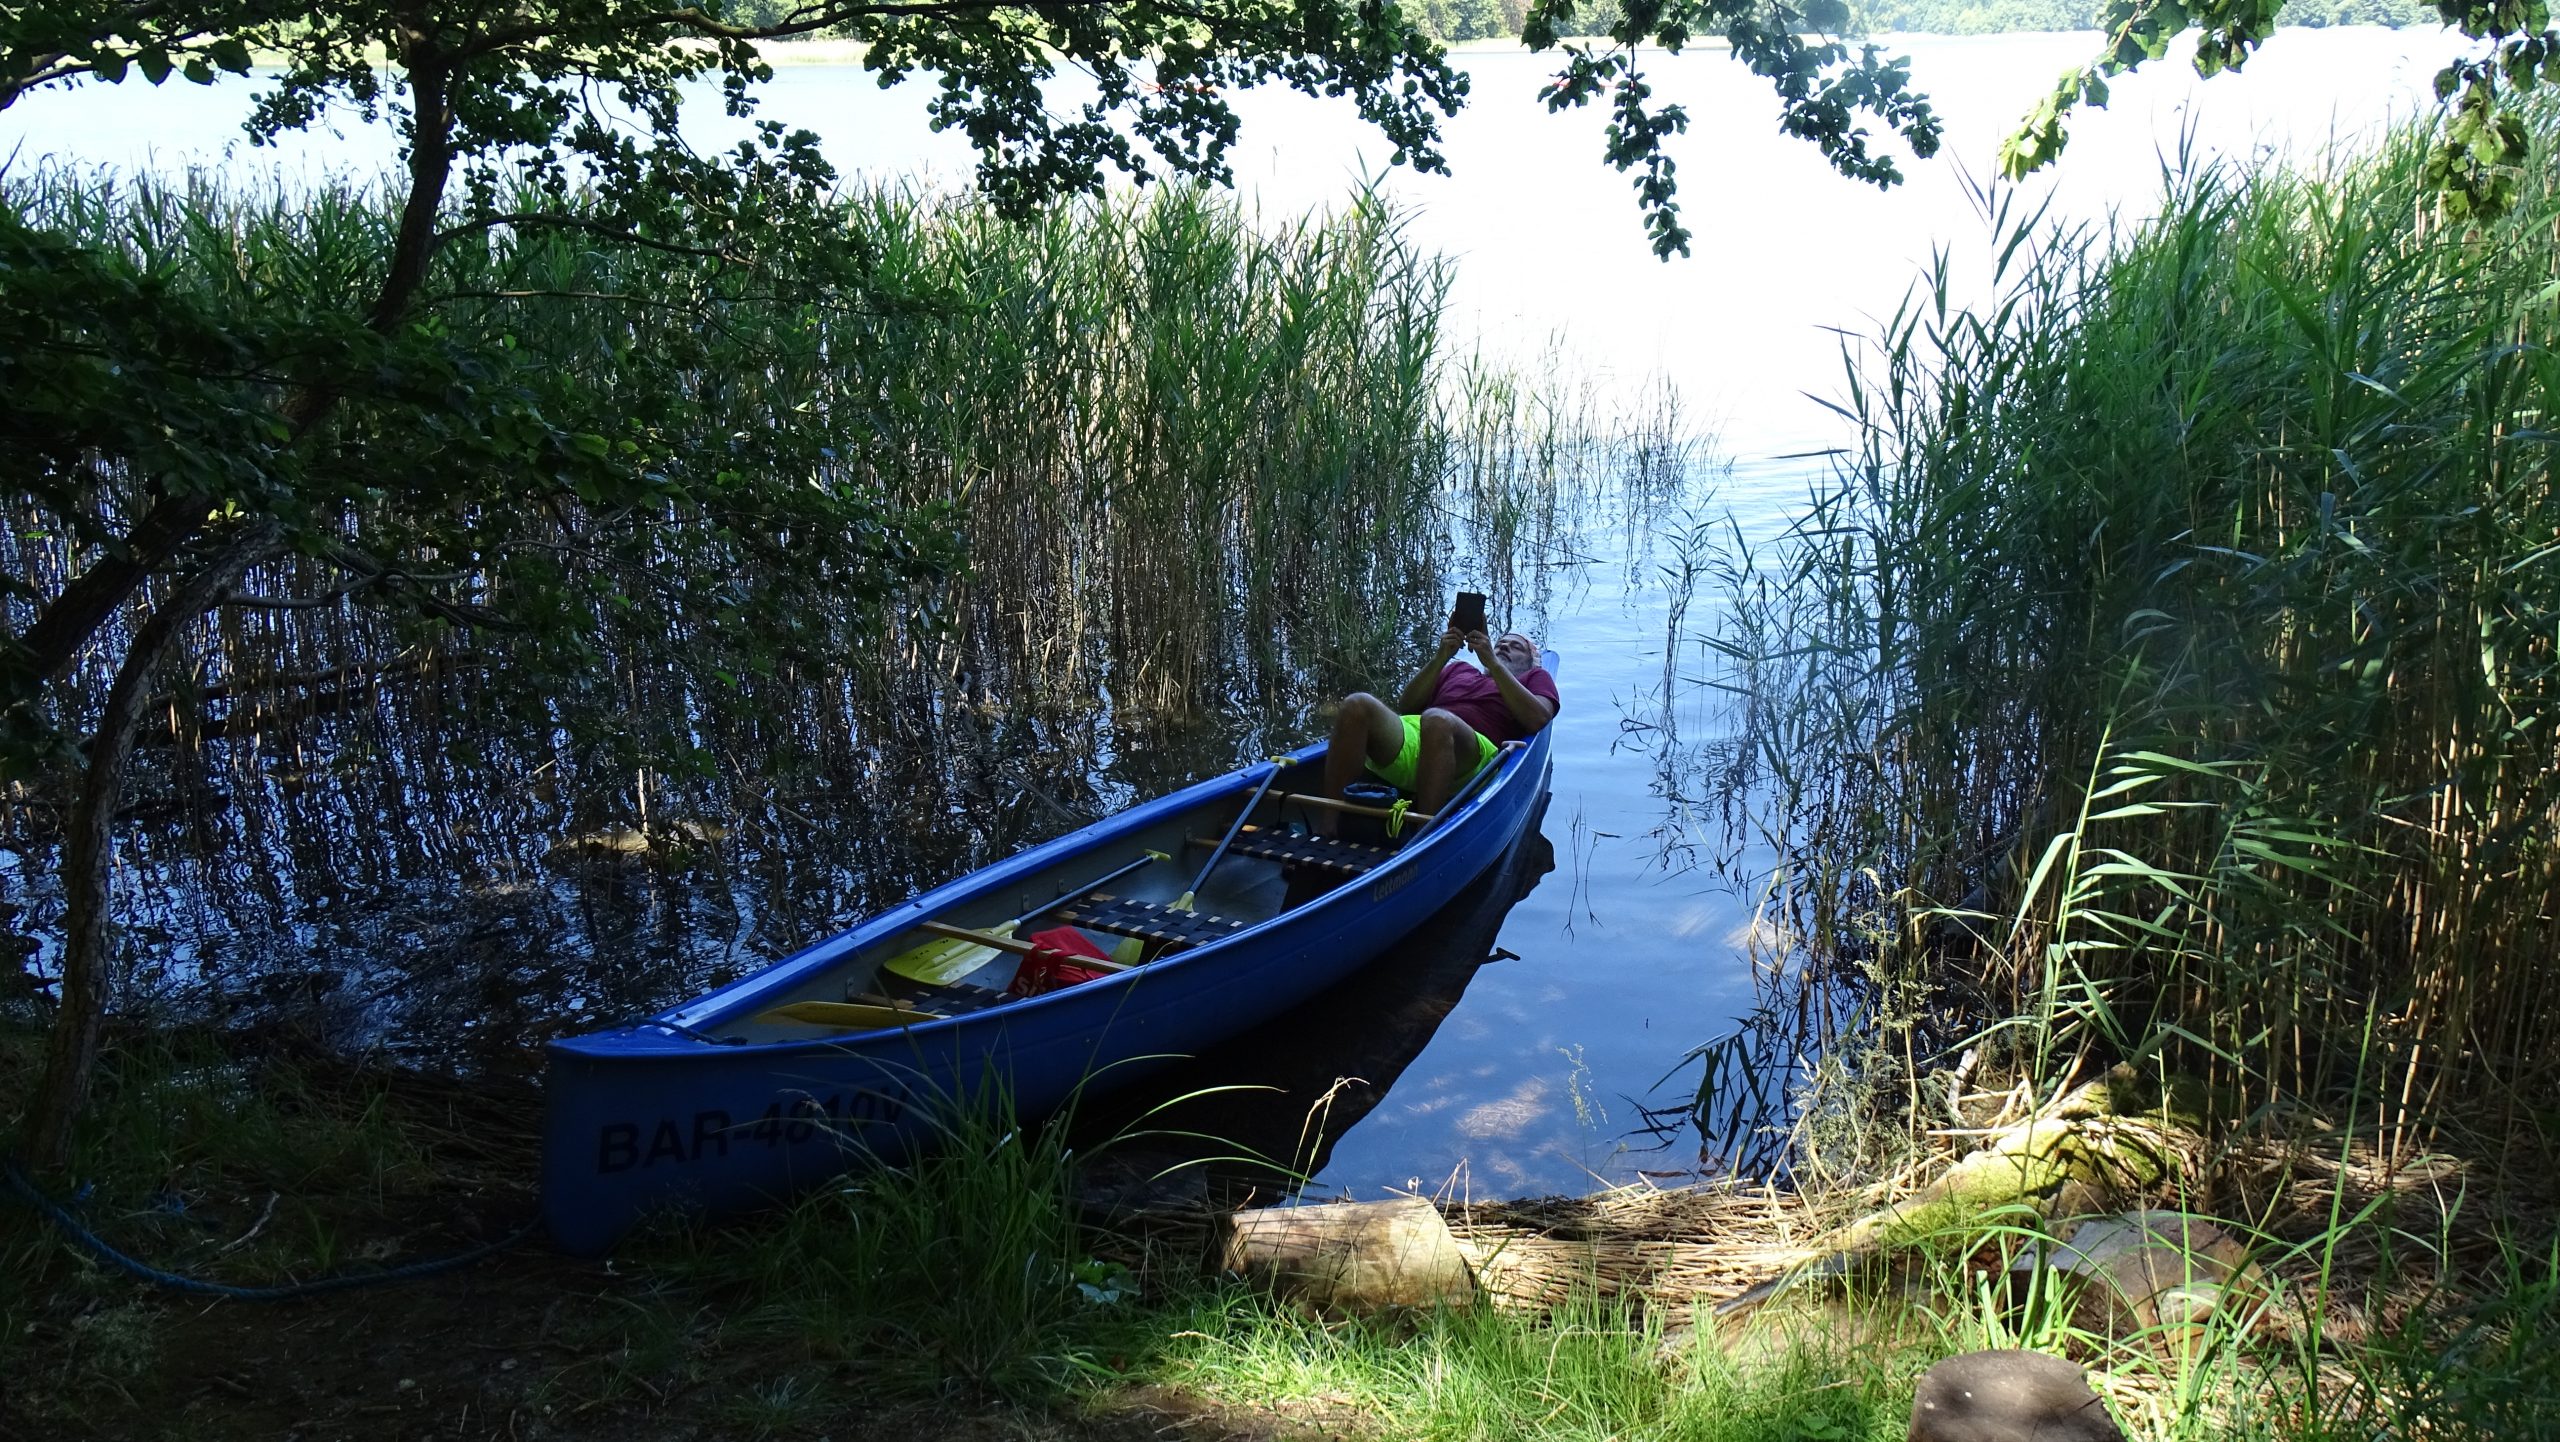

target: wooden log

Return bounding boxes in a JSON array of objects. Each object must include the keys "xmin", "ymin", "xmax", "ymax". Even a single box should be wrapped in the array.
[
  {"xmin": 1220, "ymin": 1197, "xmax": 1477, "ymax": 1312},
  {"xmin": 1713, "ymin": 1069, "xmax": 2216, "ymax": 1324},
  {"xmin": 1821, "ymin": 1071, "xmax": 2209, "ymax": 1258}
]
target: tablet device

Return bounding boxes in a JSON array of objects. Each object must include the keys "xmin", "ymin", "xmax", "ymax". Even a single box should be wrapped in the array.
[{"xmin": 1449, "ymin": 591, "xmax": 1487, "ymax": 635}]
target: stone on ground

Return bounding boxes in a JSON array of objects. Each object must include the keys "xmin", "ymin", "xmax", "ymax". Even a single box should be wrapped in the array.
[{"xmin": 1907, "ymin": 1349, "xmax": 2124, "ymax": 1442}]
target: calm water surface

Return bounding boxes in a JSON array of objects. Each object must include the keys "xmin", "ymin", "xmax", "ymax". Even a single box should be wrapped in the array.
[{"xmin": 2, "ymin": 31, "xmax": 2465, "ymax": 1196}]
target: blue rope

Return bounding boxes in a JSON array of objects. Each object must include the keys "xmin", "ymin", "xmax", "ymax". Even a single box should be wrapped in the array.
[{"xmin": 4, "ymin": 1157, "xmax": 539, "ymax": 1302}]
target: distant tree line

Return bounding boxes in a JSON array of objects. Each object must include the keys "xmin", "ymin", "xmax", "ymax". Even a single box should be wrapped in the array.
[
  {"xmin": 736, "ymin": 0, "xmax": 2425, "ymax": 45},
  {"xmin": 1850, "ymin": 0, "xmax": 2432, "ymax": 33},
  {"xmin": 1405, "ymin": 0, "xmax": 1637, "ymax": 42},
  {"xmin": 729, "ymin": 0, "xmax": 1624, "ymax": 45},
  {"xmin": 776, "ymin": 0, "xmax": 2449, "ymax": 40}
]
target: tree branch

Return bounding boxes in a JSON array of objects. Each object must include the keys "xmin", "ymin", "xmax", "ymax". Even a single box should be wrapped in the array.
[
  {"xmin": 457, "ymin": 0, "xmax": 1221, "ymax": 60},
  {"xmin": 315, "ymin": 545, "xmax": 525, "ymax": 631},
  {"xmin": 433, "ymin": 212, "xmax": 743, "ymax": 262},
  {"xmin": 11, "ymin": 492, "xmax": 210, "ymax": 686},
  {"xmin": 217, "ymin": 586, "xmax": 367, "ymax": 611},
  {"xmin": 0, "ymin": 13, "xmax": 240, "ymax": 112}
]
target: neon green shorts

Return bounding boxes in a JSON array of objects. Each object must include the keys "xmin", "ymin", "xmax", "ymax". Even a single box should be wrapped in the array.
[{"xmin": 1368, "ymin": 714, "xmax": 1499, "ymax": 794}]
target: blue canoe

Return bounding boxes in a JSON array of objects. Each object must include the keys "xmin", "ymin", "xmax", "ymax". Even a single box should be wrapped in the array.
[{"xmin": 541, "ymin": 660, "xmax": 1558, "ymax": 1253}]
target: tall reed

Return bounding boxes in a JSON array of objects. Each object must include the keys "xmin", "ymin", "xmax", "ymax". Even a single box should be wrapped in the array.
[
  {"xmin": 1, "ymin": 168, "xmax": 1573, "ymax": 1046},
  {"xmin": 1710, "ymin": 106, "xmax": 2560, "ymax": 1166}
]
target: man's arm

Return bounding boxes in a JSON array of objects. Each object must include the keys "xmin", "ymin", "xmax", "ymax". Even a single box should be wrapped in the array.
[
  {"xmin": 1466, "ymin": 633, "xmax": 1556, "ymax": 732},
  {"xmin": 1396, "ymin": 629, "xmax": 1464, "ymax": 713}
]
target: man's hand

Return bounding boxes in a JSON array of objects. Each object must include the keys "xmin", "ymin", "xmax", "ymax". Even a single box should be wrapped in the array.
[
  {"xmin": 1402, "ymin": 629, "xmax": 1467, "ymax": 714},
  {"xmin": 1465, "ymin": 630, "xmax": 1498, "ymax": 670}
]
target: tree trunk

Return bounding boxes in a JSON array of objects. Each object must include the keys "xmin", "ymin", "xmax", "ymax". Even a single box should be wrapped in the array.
[
  {"xmin": 23, "ymin": 524, "xmax": 280, "ymax": 1170},
  {"xmin": 17, "ymin": 23, "xmax": 457, "ymax": 1173},
  {"xmin": 372, "ymin": 40, "xmax": 452, "ymax": 334}
]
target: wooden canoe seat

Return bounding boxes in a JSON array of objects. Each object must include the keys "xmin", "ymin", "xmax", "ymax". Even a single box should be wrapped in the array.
[
  {"xmin": 1054, "ymin": 893, "xmax": 1248, "ymax": 952},
  {"xmin": 1185, "ymin": 824, "xmax": 1390, "ymax": 876}
]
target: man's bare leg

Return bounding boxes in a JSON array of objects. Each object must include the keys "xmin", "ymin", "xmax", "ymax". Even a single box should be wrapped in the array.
[
  {"xmin": 1320, "ymin": 693, "xmax": 1406, "ymax": 836},
  {"xmin": 1412, "ymin": 708, "xmax": 1482, "ymax": 816}
]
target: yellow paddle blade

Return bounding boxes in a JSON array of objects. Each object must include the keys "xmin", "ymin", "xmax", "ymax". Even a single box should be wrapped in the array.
[
  {"xmin": 1109, "ymin": 933, "xmax": 1144, "ymax": 967},
  {"xmin": 756, "ymin": 1000, "xmax": 948, "ymax": 1031},
  {"xmin": 883, "ymin": 923, "xmax": 1016, "ymax": 985}
]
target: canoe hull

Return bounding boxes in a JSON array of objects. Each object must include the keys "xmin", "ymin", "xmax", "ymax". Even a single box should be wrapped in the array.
[{"xmin": 542, "ymin": 723, "xmax": 1553, "ymax": 1254}]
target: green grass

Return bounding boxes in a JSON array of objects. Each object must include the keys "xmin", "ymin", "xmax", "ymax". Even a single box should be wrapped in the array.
[
  {"xmin": 644, "ymin": 1074, "xmax": 1129, "ymax": 1397},
  {"xmin": 18, "ymin": 1021, "xmax": 2560, "ymax": 1440},
  {"xmin": 0, "ymin": 1024, "xmax": 484, "ymax": 1393},
  {"xmin": 1131, "ymin": 1286, "xmax": 1921, "ymax": 1442}
]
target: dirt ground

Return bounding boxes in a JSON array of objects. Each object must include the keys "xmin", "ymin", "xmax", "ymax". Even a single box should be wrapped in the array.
[
  {"xmin": 6, "ymin": 1051, "xmax": 2545, "ymax": 1442},
  {"xmin": 0, "ymin": 1051, "xmax": 1318, "ymax": 1442},
  {"xmin": 2, "ymin": 1241, "xmax": 1316, "ymax": 1442}
]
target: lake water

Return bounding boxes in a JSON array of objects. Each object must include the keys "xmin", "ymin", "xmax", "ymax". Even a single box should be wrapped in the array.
[{"xmin": 2, "ymin": 28, "xmax": 2467, "ymax": 1199}]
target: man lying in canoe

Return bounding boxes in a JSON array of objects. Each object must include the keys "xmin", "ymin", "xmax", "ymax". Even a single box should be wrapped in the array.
[{"xmin": 1319, "ymin": 627, "xmax": 1559, "ymax": 828}]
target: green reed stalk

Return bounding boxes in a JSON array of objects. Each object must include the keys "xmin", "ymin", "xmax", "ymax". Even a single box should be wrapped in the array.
[
  {"xmin": 4, "ymin": 164, "xmax": 1576, "ymax": 1009},
  {"xmin": 1716, "ymin": 99, "xmax": 2560, "ymax": 1160}
]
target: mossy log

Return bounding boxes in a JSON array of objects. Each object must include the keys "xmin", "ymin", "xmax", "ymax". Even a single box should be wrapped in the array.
[
  {"xmin": 1827, "ymin": 1071, "xmax": 2211, "ymax": 1256},
  {"xmin": 1717, "ymin": 1070, "xmax": 2215, "ymax": 1319}
]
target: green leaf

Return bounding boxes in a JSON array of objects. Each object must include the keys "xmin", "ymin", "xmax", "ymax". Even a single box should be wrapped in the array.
[
  {"xmin": 2090, "ymin": 770, "xmax": 2163, "ymax": 800},
  {"xmin": 2115, "ymin": 750, "xmax": 2243, "ymax": 778}
]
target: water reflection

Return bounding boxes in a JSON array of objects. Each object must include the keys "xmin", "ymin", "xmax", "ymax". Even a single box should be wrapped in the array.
[
  {"xmin": 0, "ymin": 630, "xmax": 1417, "ymax": 1069},
  {"xmin": 0, "ymin": 372, "xmax": 1789, "ymax": 1197},
  {"xmin": 1069, "ymin": 789, "xmax": 1556, "ymax": 1208}
]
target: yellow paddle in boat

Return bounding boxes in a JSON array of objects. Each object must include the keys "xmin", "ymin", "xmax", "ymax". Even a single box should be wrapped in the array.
[
  {"xmin": 881, "ymin": 850, "xmax": 1168, "ymax": 985},
  {"xmin": 756, "ymin": 1000, "xmax": 947, "ymax": 1030}
]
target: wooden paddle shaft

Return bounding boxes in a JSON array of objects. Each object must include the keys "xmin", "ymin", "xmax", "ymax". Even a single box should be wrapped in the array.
[
  {"xmin": 1271, "ymin": 740, "xmax": 1519, "ymax": 836},
  {"xmin": 1275, "ymin": 793, "xmax": 1438, "ymax": 825},
  {"xmin": 916, "ymin": 920, "xmax": 1133, "ymax": 972},
  {"xmin": 915, "ymin": 919, "xmax": 1041, "ymax": 956}
]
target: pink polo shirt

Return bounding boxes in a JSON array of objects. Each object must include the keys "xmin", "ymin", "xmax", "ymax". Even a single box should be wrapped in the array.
[{"xmin": 1430, "ymin": 662, "xmax": 1560, "ymax": 746}]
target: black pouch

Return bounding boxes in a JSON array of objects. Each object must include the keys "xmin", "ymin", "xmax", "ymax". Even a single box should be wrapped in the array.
[{"xmin": 1339, "ymin": 779, "xmax": 1402, "ymax": 844}]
